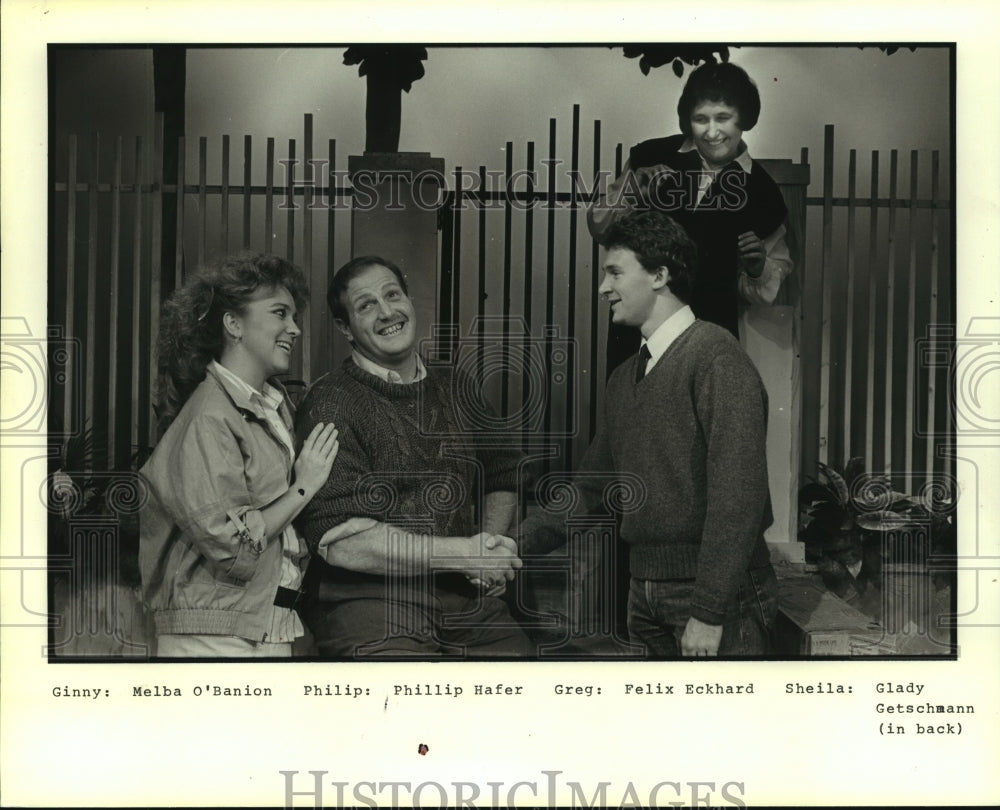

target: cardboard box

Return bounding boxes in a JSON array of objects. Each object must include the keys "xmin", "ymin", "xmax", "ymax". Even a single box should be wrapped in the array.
[{"xmin": 775, "ymin": 574, "xmax": 897, "ymax": 656}]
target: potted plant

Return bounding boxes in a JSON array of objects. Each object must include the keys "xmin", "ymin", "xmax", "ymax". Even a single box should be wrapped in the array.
[
  {"xmin": 48, "ymin": 426, "xmax": 153, "ymax": 656},
  {"xmin": 798, "ymin": 457, "xmax": 955, "ymax": 622}
]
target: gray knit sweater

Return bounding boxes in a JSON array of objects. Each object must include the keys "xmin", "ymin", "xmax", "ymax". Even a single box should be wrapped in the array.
[
  {"xmin": 294, "ymin": 359, "xmax": 524, "ymax": 554},
  {"xmin": 530, "ymin": 319, "xmax": 773, "ymax": 625}
]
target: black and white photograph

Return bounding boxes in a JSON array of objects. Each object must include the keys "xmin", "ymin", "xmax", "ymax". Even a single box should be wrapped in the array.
[{"xmin": 2, "ymin": 1, "xmax": 998, "ymax": 807}]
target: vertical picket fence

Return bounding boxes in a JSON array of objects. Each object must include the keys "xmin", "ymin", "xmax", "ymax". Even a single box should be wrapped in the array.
[{"xmin": 50, "ymin": 114, "xmax": 952, "ymax": 501}]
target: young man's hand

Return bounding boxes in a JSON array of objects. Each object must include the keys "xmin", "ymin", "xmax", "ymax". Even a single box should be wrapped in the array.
[
  {"xmin": 464, "ymin": 532, "xmax": 522, "ymax": 588},
  {"xmin": 681, "ymin": 616, "xmax": 723, "ymax": 656}
]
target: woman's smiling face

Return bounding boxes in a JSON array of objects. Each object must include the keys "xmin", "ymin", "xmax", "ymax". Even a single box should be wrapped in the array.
[
  {"xmin": 689, "ymin": 100, "xmax": 744, "ymax": 169},
  {"xmin": 231, "ymin": 285, "xmax": 301, "ymax": 380}
]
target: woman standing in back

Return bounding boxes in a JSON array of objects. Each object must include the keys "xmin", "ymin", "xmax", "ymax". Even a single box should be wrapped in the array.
[{"xmin": 589, "ymin": 61, "xmax": 793, "ymax": 366}]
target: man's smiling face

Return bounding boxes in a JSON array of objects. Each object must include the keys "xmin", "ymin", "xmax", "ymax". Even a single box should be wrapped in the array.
[
  {"xmin": 598, "ymin": 246, "xmax": 660, "ymax": 331},
  {"xmin": 336, "ymin": 262, "xmax": 417, "ymax": 370}
]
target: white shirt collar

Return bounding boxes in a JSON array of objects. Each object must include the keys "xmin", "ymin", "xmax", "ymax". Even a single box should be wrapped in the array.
[
  {"xmin": 209, "ymin": 359, "xmax": 282, "ymax": 409},
  {"xmin": 351, "ymin": 350, "xmax": 427, "ymax": 384},
  {"xmin": 678, "ymin": 137, "xmax": 753, "ymax": 173},
  {"xmin": 640, "ymin": 306, "xmax": 696, "ymax": 371}
]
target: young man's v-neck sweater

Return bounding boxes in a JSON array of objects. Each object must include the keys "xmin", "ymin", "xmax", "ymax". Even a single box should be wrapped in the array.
[{"xmin": 580, "ymin": 319, "xmax": 773, "ymax": 624}]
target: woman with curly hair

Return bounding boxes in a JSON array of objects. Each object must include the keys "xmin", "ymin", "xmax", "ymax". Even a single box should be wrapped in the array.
[{"xmin": 139, "ymin": 252, "xmax": 338, "ymax": 657}]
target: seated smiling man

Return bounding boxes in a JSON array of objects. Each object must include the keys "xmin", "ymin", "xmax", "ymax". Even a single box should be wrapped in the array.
[{"xmin": 294, "ymin": 256, "xmax": 533, "ymax": 658}]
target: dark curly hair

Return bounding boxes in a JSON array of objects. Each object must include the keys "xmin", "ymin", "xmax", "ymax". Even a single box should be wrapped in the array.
[
  {"xmin": 601, "ymin": 211, "xmax": 698, "ymax": 304},
  {"xmin": 677, "ymin": 62, "xmax": 761, "ymax": 135},
  {"xmin": 327, "ymin": 255, "xmax": 409, "ymax": 324},
  {"xmin": 154, "ymin": 252, "xmax": 309, "ymax": 434}
]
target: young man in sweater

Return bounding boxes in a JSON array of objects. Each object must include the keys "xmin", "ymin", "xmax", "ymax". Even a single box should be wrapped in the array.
[
  {"xmin": 294, "ymin": 256, "xmax": 533, "ymax": 658},
  {"xmin": 524, "ymin": 210, "xmax": 779, "ymax": 656}
]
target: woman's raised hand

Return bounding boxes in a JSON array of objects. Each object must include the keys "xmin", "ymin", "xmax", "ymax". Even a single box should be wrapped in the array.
[
  {"xmin": 737, "ymin": 230, "xmax": 766, "ymax": 278},
  {"xmin": 293, "ymin": 422, "xmax": 339, "ymax": 498}
]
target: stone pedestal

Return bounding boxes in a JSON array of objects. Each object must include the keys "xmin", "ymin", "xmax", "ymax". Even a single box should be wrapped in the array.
[
  {"xmin": 749, "ymin": 157, "xmax": 810, "ymax": 552},
  {"xmin": 343, "ymin": 152, "xmax": 445, "ymax": 365},
  {"xmin": 742, "ymin": 303, "xmax": 800, "ymax": 547}
]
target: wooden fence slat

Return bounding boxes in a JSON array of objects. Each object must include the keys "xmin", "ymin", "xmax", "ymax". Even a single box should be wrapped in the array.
[
  {"xmin": 174, "ymin": 136, "xmax": 186, "ymax": 286},
  {"xmin": 843, "ymin": 150, "xmax": 857, "ymax": 461},
  {"xmin": 150, "ymin": 114, "xmax": 165, "ymax": 449},
  {"xmin": 221, "ymin": 134, "xmax": 230, "ymax": 254},
  {"xmin": 63, "ymin": 134, "xmax": 77, "ymax": 438},
  {"xmin": 197, "ymin": 137, "xmax": 207, "ymax": 266},
  {"xmin": 799, "ymin": 143, "xmax": 819, "ymax": 485},
  {"xmin": 451, "ymin": 166, "xmax": 463, "ymax": 344},
  {"xmin": 301, "ymin": 114, "xmax": 314, "ymax": 382},
  {"xmin": 108, "ymin": 137, "xmax": 123, "ymax": 467},
  {"xmin": 566, "ymin": 103, "xmax": 580, "ymax": 470},
  {"xmin": 544, "ymin": 118, "xmax": 557, "ymax": 448},
  {"xmin": 589, "ymin": 118, "xmax": 602, "ymax": 442},
  {"xmin": 131, "ymin": 136, "xmax": 145, "ymax": 453},
  {"xmin": 884, "ymin": 150, "xmax": 899, "ymax": 474},
  {"xmin": 85, "ymin": 133, "xmax": 100, "ymax": 448},
  {"xmin": 501, "ymin": 141, "xmax": 514, "ymax": 418},
  {"xmin": 438, "ymin": 189, "xmax": 454, "ymax": 348},
  {"xmin": 905, "ymin": 150, "xmax": 919, "ymax": 480},
  {"xmin": 242, "ymin": 135, "xmax": 252, "ymax": 249},
  {"xmin": 146, "ymin": 113, "xmax": 165, "ymax": 446},
  {"xmin": 265, "ymin": 137, "xmax": 275, "ymax": 255},
  {"xmin": 520, "ymin": 143, "xmax": 535, "ymax": 452},
  {"xmin": 301, "ymin": 113, "xmax": 316, "ymax": 382},
  {"xmin": 818, "ymin": 124, "xmax": 835, "ymax": 466},
  {"xmin": 327, "ymin": 137, "xmax": 337, "ymax": 290},
  {"xmin": 477, "ymin": 164, "xmax": 488, "ymax": 387},
  {"xmin": 326, "ymin": 138, "xmax": 341, "ymax": 365},
  {"xmin": 925, "ymin": 152, "xmax": 941, "ymax": 483},
  {"xmin": 285, "ymin": 139, "xmax": 296, "ymax": 262},
  {"xmin": 864, "ymin": 151, "xmax": 880, "ymax": 467}
]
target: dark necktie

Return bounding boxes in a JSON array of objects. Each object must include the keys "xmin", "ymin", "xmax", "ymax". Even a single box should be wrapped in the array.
[{"xmin": 635, "ymin": 344, "xmax": 651, "ymax": 384}]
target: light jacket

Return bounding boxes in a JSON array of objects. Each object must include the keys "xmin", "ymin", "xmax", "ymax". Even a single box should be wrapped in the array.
[{"xmin": 139, "ymin": 364, "xmax": 304, "ymax": 641}]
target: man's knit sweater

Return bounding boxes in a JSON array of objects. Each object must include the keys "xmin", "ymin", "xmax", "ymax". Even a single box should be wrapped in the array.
[
  {"xmin": 529, "ymin": 319, "xmax": 772, "ymax": 625},
  {"xmin": 294, "ymin": 359, "xmax": 523, "ymax": 565}
]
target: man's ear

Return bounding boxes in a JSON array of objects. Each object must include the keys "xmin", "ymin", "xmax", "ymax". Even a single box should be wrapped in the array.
[
  {"xmin": 333, "ymin": 318, "xmax": 354, "ymax": 342},
  {"xmin": 651, "ymin": 265, "xmax": 671, "ymax": 291}
]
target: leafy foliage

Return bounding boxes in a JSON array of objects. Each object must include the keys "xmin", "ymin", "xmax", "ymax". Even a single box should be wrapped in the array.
[
  {"xmin": 49, "ymin": 425, "xmax": 151, "ymax": 587},
  {"xmin": 798, "ymin": 457, "xmax": 955, "ymax": 601},
  {"xmin": 621, "ymin": 43, "xmax": 915, "ymax": 79},
  {"xmin": 343, "ymin": 46, "xmax": 428, "ymax": 92},
  {"xmin": 621, "ymin": 45, "xmax": 732, "ymax": 77},
  {"xmin": 869, "ymin": 45, "xmax": 919, "ymax": 56},
  {"xmin": 50, "ymin": 425, "xmax": 110, "ymax": 520}
]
